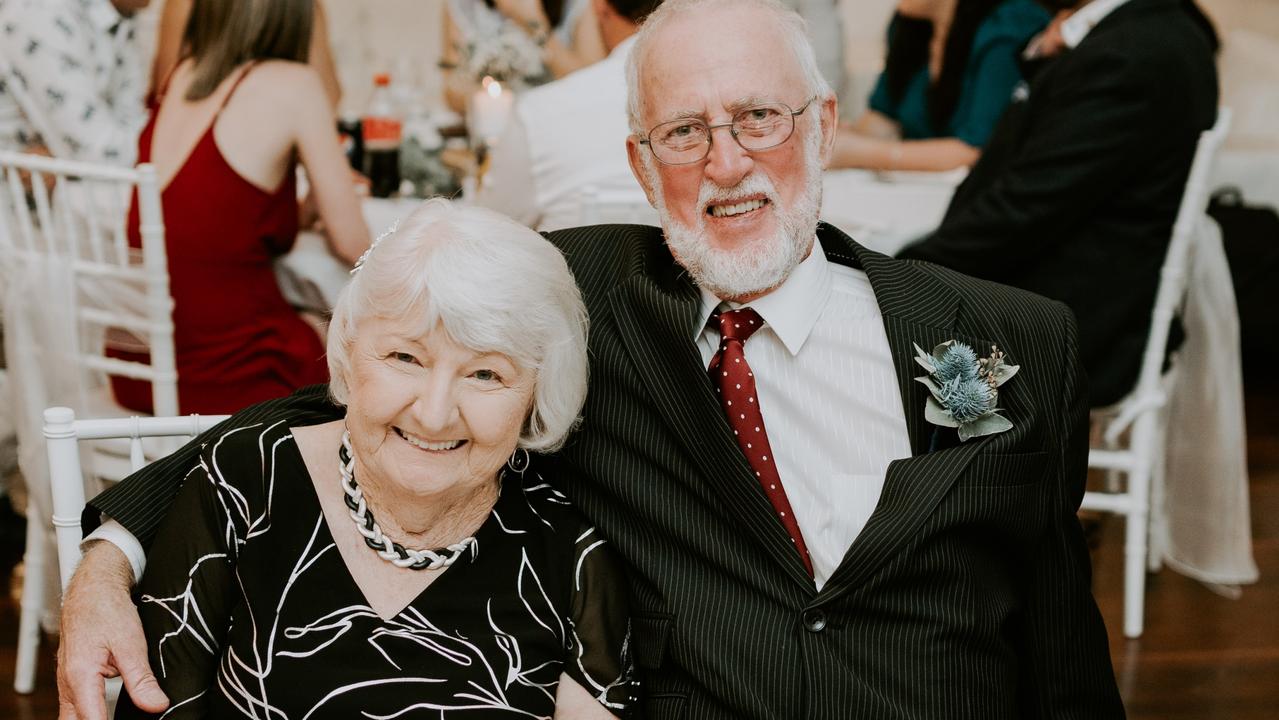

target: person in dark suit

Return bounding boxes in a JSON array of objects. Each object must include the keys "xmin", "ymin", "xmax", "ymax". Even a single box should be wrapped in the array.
[
  {"xmin": 58, "ymin": 0, "xmax": 1125, "ymax": 717},
  {"xmin": 899, "ymin": 0, "xmax": 1220, "ymax": 407}
]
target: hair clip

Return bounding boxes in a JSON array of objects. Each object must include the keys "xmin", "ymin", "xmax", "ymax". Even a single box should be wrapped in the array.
[{"xmin": 350, "ymin": 220, "xmax": 399, "ymax": 275}]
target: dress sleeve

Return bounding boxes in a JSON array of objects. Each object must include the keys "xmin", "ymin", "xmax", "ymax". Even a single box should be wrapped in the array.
[
  {"xmin": 564, "ymin": 524, "xmax": 634, "ymax": 716},
  {"xmin": 113, "ymin": 455, "xmax": 240, "ymax": 719}
]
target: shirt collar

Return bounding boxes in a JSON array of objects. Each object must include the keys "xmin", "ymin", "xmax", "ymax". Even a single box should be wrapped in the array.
[
  {"xmin": 1061, "ymin": 0, "xmax": 1132, "ymax": 48},
  {"xmin": 694, "ymin": 238, "xmax": 832, "ymax": 356}
]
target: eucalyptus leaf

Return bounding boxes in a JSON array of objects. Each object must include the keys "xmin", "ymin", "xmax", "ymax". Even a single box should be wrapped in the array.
[
  {"xmin": 959, "ymin": 413, "xmax": 1014, "ymax": 440},
  {"xmin": 924, "ymin": 397, "xmax": 960, "ymax": 427},
  {"xmin": 930, "ymin": 340, "xmax": 955, "ymax": 362},
  {"xmin": 915, "ymin": 375, "xmax": 944, "ymax": 400},
  {"xmin": 913, "ymin": 343, "xmax": 936, "ymax": 373}
]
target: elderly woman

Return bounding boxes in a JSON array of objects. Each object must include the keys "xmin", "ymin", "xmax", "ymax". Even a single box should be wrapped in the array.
[{"xmin": 114, "ymin": 201, "xmax": 631, "ymax": 719}]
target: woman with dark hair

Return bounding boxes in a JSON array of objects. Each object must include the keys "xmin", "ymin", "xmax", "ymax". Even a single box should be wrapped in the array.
[
  {"xmin": 109, "ymin": 0, "xmax": 370, "ymax": 415},
  {"xmin": 831, "ymin": 0, "xmax": 1048, "ymax": 171}
]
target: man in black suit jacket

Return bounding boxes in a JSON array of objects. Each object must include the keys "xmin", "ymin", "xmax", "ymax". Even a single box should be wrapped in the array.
[
  {"xmin": 899, "ymin": 0, "xmax": 1219, "ymax": 407},
  {"xmin": 59, "ymin": 0, "xmax": 1125, "ymax": 717}
]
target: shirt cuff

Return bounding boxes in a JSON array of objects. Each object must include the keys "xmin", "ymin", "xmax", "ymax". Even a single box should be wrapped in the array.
[{"xmin": 82, "ymin": 519, "xmax": 146, "ymax": 585}]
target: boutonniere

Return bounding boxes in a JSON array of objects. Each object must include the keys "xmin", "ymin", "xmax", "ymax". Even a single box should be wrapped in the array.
[{"xmin": 914, "ymin": 341, "xmax": 1018, "ymax": 442}]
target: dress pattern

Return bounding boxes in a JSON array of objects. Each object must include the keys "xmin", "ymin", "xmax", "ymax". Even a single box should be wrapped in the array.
[{"xmin": 115, "ymin": 420, "xmax": 633, "ymax": 719}]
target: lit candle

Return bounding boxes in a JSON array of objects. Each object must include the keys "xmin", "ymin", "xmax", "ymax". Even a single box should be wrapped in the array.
[{"xmin": 469, "ymin": 77, "xmax": 515, "ymax": 148}]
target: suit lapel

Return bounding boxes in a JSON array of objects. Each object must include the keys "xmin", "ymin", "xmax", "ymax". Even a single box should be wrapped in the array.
[
  {"xmin": 817, "ymin": 227, "xmax": 992, "ymax": 598},
  {"xmin": 608, "ymin": 249, "xmax": 815, "ymax": 588}
]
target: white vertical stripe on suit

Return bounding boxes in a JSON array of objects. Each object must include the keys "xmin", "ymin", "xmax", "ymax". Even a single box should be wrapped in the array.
[{"xmin": 696, "ymin": 241, "xmax": 913, "ymax": 589}]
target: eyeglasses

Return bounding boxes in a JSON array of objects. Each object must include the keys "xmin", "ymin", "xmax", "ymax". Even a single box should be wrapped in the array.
[{"xmin": 639, "ymin": 98, "xmax": 816, "ymax": 166}]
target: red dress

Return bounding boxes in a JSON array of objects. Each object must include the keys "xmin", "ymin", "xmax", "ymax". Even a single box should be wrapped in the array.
[{"xmin": 111, "ymin": 67, "xmax": 329, "ymax": 414}]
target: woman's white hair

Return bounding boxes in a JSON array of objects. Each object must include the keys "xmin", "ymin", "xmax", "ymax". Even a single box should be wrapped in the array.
[
  {"xmin": 327, "ymin": 199, "xmax": 588, "ymax": 453},
  {"xmin": 625, "ymin": 0, "xmax": 834, "ymax": 135}
]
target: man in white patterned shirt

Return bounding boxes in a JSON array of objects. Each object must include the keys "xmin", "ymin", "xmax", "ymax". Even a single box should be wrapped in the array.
[{"xmin": 0, "ymin": 0, "xmax": 149, "ymax": 164}]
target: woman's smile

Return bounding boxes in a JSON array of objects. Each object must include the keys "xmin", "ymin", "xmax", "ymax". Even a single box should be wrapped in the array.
[{"xmin": 394, "ymin": 426, "xmax": 466, "ymax": 452}]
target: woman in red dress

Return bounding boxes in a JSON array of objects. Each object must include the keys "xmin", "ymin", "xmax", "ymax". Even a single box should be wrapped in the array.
[{"xmin": 112, "ymin": 0, "xmax": 369, "ymax": 414}]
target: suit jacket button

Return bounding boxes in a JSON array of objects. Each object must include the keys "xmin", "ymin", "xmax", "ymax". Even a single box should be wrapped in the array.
[{"xmin": 803, "ymin": 609, "xmax": 827, "ymax": 633}]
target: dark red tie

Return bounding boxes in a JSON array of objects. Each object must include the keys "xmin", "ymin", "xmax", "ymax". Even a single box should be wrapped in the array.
[{"xmin": 708, "ymin": 307, "xmax": 814, "ymax": 577}]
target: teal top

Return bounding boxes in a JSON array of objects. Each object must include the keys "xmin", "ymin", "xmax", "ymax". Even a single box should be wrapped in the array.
[{"xmin": 868, "ymin": 0, "xmax": 1049, "ymax": 147}]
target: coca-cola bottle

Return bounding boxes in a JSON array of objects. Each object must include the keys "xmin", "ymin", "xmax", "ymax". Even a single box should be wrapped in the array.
[{"xmin": 362, "ymin": 73, "xmax": 401, "ymax": 198}]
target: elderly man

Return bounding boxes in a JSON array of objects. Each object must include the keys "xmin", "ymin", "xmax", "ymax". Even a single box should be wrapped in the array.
[
  {"xmin": 60, "ymin": 0, "xmax": 1124, "ymax": 717},
  {"xmin": 0, "ymin": 0, "xmax": 150, "ymax": 163}
]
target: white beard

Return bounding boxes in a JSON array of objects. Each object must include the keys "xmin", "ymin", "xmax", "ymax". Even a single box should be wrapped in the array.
[{"xmin": 646, "ymin": 125, "xmax": 825, "ymax": 300}]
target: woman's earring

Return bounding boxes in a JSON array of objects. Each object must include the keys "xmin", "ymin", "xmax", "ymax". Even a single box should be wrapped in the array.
[{"xmin": 506, "ymin": 447, "xmax": 530, "ymax": 474}]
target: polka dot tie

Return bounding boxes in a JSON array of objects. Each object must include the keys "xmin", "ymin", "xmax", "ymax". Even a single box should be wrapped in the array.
[{"xmin": 708, "ymin": 307, "xmax": 814, "ymax": 577}]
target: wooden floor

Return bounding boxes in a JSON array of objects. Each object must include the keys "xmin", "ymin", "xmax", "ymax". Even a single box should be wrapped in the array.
[{"xmin": 0, "ymin": 382, "xmax": 1275, "ymax": 718}]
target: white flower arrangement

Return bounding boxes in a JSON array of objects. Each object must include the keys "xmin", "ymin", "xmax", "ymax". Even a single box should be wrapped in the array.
[{"xmin": 464, "ymin": 26, "xmax": 545, "ymax": 86}]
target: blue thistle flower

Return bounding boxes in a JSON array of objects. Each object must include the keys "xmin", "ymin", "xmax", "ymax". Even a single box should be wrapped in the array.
[
  {"xmin": 934, "ymin": 343, "xmax": 979, "ymax": 384},
  {"xmin": 939, "ymin": 376, "xmax": 994, "ymax": 423}
]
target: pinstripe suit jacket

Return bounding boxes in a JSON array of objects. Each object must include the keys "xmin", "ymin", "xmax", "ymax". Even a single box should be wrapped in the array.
[{"xmin": 91, "ymin": 223, "xmax": 1124, "ymax": 719}]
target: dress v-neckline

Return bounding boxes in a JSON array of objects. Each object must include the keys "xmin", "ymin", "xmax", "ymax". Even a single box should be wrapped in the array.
[{"xmin": 279, "ymin": 432, "xmax": 494, "ymax": 622}]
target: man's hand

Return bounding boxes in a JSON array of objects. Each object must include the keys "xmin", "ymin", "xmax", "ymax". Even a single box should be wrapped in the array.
[{"xmin": 56, "ymin": 541, "xmax": 168, "ymax": 719}]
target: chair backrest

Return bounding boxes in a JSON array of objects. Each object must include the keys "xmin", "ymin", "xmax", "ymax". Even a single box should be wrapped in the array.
[
  {"xmin": 0, "ymin": 151, "xmax": 177, "ymax": 417},
  {"xmin": 43, "ymin": 407, "xmax": 229, "ymax": 591},
  {"xmin": 1127, "ymin": 108, "xmax": 1233, "ymax": 408},
  {"xmin": 577, "ymin": 183, "xmax": 661, "ymax": 227}
]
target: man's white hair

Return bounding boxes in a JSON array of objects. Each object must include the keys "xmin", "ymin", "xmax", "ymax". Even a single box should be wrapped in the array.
[
  {"xmin": 327, "ymin": 199, "xmax": 589, "ymax": 453},
  {"xmin": 625, "ymin": 0, "xmax": 834, "ymax": 135}
]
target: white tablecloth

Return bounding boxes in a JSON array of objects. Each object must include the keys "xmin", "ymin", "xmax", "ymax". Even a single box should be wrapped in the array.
[
  {"xmin": 276, "ymin": 197, "xmax": 420, "ymax": 311},
  {"xmin": 819, "ymin": 168, "xmax": 967, "ymax": 255}
]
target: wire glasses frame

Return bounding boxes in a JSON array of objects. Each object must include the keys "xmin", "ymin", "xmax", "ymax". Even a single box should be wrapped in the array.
[{"xmin": 639, "ymin": 97, "xmax": 817, "ymax": 166}]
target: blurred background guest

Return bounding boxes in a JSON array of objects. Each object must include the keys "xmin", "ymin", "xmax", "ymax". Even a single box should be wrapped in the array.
[
  {"xmin": 148, "ymin": 0, "xmax": 342, "ymax": 110},
  {"xmin": 440, "ymin": 0, "xmax": 607, "ymax": 113},
  {"xmin": 900, "ymin": 0, "xmax": 1220, "ymax": 407},
  {"xmin": 831, "ymin": 0, "xmax": 1047, "ymax": 171},
  {"xmin": 783, "ymin": 0, "xmax": 847, "ymax": 102},
  {"xmin": 109, "ymin": 0, "xmax": 370, "ymax": 415},
  {"xmin": 474, "ymin": 0, "xmax": 661, "ymax": 231},
  {"xmin": 0, "ymin": 0, "xmax": 152, "ymax": 164}
]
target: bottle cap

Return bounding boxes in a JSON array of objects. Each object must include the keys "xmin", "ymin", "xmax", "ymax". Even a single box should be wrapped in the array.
[{"xmin": 373, "ymin": 72, "xmax": 391, "ymax": 87}]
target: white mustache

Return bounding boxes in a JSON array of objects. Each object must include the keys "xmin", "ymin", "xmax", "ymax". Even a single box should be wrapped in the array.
[{"xmin": 697, "ymin": 174, "xmax": 779, "ymax": 214}]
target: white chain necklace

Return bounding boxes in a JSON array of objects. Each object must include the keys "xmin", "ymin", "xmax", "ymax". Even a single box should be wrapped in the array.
[{"xmin": 338, "ymin": 430, "xmax": 477, "ymax": 571}]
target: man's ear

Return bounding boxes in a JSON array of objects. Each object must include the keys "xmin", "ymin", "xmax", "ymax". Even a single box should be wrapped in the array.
[
  {"xmin": 818, "ymin": 94, "xmax": 839, "ymax": 168},
  {"xmin": 627, "ymin": 135, "xmax": 659, "ymax": 207}
]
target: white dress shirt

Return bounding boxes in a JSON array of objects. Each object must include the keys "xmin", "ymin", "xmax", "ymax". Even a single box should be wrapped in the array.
[
  {"xmin": 696, "ymin": 242, "xmax": 913, "ymax": 589},
  {"xmin": 474, "ymin": 35, "xmax": 640, "ymax": 232},
  {"xmin": 0, "ymin": 0, "xmax": 146, "ymax": 163},
  {"xmin": 1060, "ymin": 0, "xmax": 1133, "ymax": 48}
]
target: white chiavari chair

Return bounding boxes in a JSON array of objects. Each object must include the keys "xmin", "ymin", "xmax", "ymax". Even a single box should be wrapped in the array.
[
  {"xmin": 37, "ymin": 407, "xmax": 228, "ymax": 706},
  {"xmin": 0, "ymin": 151, "xmax": 175, "ymax": 692},
  {"xmin": 1082, "ymin": 109, "xmax": 1233, "ymax": 639}
]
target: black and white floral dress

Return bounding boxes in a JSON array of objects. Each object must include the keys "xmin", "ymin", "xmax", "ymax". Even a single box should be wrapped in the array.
[{"xmin": 115, "ymin": 420, "xmax": 633, "ymax": 719}]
